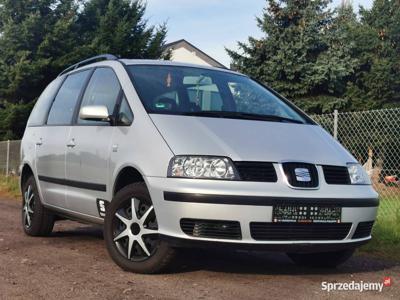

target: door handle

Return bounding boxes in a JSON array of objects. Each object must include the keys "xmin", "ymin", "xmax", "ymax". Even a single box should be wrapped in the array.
[
  {"xmin": 36, "ymin": 138, "xmax": 43, "ymax": 146},
  {"xmin": 66, "ymin": 139, "xmax": 76, "ymax": 148}
]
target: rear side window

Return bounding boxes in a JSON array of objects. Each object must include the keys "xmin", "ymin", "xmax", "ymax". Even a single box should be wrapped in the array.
[
  {"xmin": 77, "ymin": 68, "xmax": 121, "ymax": 125},
  {"xmin": 47, "ymin": 70, "xmax": 91, "ymax": 125},
  {"xmin": 27, "ymin": 77, "xmax": 63, "ymax": 127}
]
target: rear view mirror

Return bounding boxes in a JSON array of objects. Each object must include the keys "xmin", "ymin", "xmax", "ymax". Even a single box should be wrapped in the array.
[{"xmin": 79, "ymin": 105, "xmax": 110, "ymax": 122}]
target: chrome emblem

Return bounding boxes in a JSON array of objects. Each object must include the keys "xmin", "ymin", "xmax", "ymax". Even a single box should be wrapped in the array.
[{"xmin": 294, "ymin": 168, "xmax": 311, "ymax": 182}]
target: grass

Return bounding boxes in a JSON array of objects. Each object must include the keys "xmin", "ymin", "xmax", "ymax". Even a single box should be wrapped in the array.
[
  {"xmin": 358, "ymin": 195, "xmax": 400, "ymax": 262},
  {"xmin": 0, "ymin": 175, "xmax": 398, "ymax": 261},
  {"xmin": 0, "ymin": 175, "xmax": 20, "ymax": 198}
]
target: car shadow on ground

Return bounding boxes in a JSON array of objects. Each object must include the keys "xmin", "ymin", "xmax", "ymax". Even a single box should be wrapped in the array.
[
  {"xmin": 173, "ymin": 248, "xmax": 397, "ymax": 276},
  {"xmin": 51, "ymin": 225, "xmax": 104, "ymax": 239},
  {"xmin": 49, "ymin": 223, "xmax": 398, "ymax": 276}
]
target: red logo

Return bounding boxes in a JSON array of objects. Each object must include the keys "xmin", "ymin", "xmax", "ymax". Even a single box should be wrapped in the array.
[{"xmin": 383, "ymin": 277, "xmax": 392, "ymax": 287}]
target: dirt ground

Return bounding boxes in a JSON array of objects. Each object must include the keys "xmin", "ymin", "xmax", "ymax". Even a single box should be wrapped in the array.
[{"xmin": 0, "ymin": 196, "xmax": 398, "ymax": 300}]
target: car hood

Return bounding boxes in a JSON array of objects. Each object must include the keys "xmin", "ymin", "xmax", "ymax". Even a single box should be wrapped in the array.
[{"xmin": 150, "ymin": 114, "xmax": 356, "ymax": 165}]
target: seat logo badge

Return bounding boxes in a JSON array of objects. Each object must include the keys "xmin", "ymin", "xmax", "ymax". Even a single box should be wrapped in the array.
[
  {"xmin": 96, "ymin": 199, "xmax": 108, "ymax": 218},
  {"xmin": 294, "ymin": 168, "xmax": 311, "ymax": 182}
]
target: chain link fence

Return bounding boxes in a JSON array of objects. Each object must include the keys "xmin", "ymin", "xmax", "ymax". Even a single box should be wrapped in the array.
[
  {"xmin": 313, "ymin": 108, "xmax": 400, "ymax": 219},
  {"xmin": 0, "ymin": 108, "xmax": 398, "ymax": 219},
  {"xmin": 0, "ymin": 140, "xmax": 21, "ymax": 176}
]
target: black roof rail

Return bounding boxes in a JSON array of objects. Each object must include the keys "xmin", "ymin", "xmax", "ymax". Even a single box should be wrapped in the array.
[{"xmin": 58, "ymin": 54, "xmax": 118, "ymax": 77}]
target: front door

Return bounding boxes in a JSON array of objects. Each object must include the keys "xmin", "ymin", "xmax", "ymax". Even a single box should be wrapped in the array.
[{"xmin": 65, "ymin": 67, "xmax": 122, "ymax": 217}]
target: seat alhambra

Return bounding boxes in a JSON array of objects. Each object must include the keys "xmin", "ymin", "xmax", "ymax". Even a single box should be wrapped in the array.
[{"xmin": 20, "ymin": 54, "xmax": 379, "ymax": 273}]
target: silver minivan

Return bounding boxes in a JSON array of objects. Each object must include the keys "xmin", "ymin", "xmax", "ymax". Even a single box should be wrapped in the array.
[{"xmin": 20, "ymin": 55, "xmax": 379, "ymax": 273}]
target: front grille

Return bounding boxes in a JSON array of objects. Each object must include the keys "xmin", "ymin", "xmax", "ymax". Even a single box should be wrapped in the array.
[
  {"xmin": 180, "ymin": 219, "xmax": 242, "ymax": 240},
  {"xmin": 352, "ymin": 221, "xmax": 374, "ymax": 239},
  {"xmin": 282, "ymin": 162, "xmax": 319, "ymax": 188},
  {"xmin": 234, "ymin": 161, "xmax": 277, "ymax": 182},
  {"xmin": 322, "ymin": 165, "xmax": 351, "ymax": 185},
  {"xmin": 250, "ymin": 222, "xmax": 351, "ymax": 241}
]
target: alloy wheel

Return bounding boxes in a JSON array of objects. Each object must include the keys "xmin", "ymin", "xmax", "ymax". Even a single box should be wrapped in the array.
[
  {"xmin": 23, "ymin": 185, "xmax": 35, "ymax": 228},
  {"xmin": 112, "ymin": 197, "xmax": 159, "ymax": 261}
]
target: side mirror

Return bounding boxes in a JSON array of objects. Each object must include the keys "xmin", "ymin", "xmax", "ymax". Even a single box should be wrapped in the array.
[{"xmin": 79, "ymin": 105, "xmax": 110, "ymax": 122}]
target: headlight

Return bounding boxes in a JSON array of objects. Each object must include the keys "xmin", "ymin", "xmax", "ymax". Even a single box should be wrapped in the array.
[
  {"xmin": 347, "ymin": 163, "xmax": 371, "ymax": 185},
  {"xmin": 168, "ymin": 156, "xmax": 239, "ymax": 180}
]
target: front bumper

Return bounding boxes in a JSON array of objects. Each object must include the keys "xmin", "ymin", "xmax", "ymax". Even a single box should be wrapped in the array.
[
  {"xmin": 146, "ymin": 176, "xmax": 379, "ymax": 249},
  {"xmin": 160, "ymin": 235, "xmax": 371, "ymax": 253}
]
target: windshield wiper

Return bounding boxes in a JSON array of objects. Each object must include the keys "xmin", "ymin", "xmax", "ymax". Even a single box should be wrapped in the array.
[{"xmin": 182, "ymin": 111, "xmax": 304, "ymax": 124}]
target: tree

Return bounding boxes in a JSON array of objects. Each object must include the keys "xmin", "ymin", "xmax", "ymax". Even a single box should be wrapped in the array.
[
  {"xmin": 345, "ymin": 0, "xmax": 400, "ymax": 109},
  {"xmin": 0, "ymin": 0, "xmax": 79, "ymax": 104},
  {"xmin": 0, "ymin": 102, "xmax": 34, "ymax": 140},
  {"xmin": 227, "ymin": 0, "xmax": 357, "ymax": 113},
  {"xmin": 0, "ymin": 0, "xmax": 168, "ymax": 140},
  {"xmin": 77, "ymin": 0, "xmax": 168, "ymax": 59}
]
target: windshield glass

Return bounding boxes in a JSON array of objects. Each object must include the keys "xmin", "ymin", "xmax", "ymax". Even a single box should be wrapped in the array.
[{"xmin": 128, "ymin": 65, "xmax": 309, "ymax": 124}]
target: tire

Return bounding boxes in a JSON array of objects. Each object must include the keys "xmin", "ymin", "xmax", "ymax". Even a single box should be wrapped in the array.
[
  {"xmin": 104, "ymin": 182, "xmax": 176, "ymax": 274},
  {"xmin": 287, "ymin": 249, "xmax": 355, "ymax": 268},
  {"xmin": 22, "ymin": 175, "xmax": 55, "ymax": 236}
]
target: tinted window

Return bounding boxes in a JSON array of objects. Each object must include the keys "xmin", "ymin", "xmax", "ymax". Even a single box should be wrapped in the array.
[
  {"xmin": 129, "ymin": 65, "xmax": 307, "ymax": 124},
  {"xmin": 78, "ymin": 68, "xmax": 121, "ymax": 125},
  {"xmin": 27, "ymin": 77, "xmax": 63, "ymax": 126},
  {"xmin": 47, "ymin": 70, "xmax": 91, "ymax": 125},
  {"xmin": 117, "ymin": 95, "xmax": 133, "ymax": 126},
  {"xmin": 186, "ymin": 78, "xmax": 223, "ymax": 111},
  {"xmin": 227, "ymin": 81, "xmax": 300, "ymax": 119}
]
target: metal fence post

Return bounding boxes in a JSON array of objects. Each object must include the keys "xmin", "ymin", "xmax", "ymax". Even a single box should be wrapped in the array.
[
  {"xmin": 311, "ymin": 107, "xmax": 400, "ymax": 219},
  {"xmin": 6, "ymin": 140, "xmax": 10, "ymax": 177},
  {"xmin": 333, "ymin": 110, "xmax": 338, "ymax": 140}
]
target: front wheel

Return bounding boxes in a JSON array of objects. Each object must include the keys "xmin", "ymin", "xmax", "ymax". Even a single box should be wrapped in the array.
[
  {"xmin": 287, "ymin": 249, "xmax": 355, "ymax": 268},
  {"xmin": 104, "ymin": 182, "xmax": 176, "ymax": 274}
]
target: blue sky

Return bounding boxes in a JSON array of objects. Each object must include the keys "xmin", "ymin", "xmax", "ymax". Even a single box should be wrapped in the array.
[{"xmin": 145, "ymin": 0, "xmax": 373, "ymax": 67}]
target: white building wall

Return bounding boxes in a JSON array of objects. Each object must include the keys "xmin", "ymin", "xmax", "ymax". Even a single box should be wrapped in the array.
[{"xmin": 170, "ymin": 47, "xmax": 212, "ymax": 66}]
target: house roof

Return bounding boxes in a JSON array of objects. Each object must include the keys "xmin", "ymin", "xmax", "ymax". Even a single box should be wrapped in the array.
[{"xmin": 164, "ymin": 39, "xmax": 227, "ymax": 69}]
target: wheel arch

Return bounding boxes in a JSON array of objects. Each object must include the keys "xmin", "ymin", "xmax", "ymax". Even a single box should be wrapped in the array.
[
  {"xmin": 112, "ymin": 165, "xmax": 147, "ymax": 198},
  {"xmin": 20, "ymin": 163, "xmax": 35, "ymax": 191}
]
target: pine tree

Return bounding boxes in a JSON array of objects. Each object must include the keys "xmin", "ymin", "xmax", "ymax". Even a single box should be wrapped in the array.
[
  {"xmin": 0, "ymin": 0, "xmax": 169, "ymax": 140},
  {"xmin": 345, "ymin": 0, "xmax": 400, "ymax": 109},
  {"xmin": 227, "ymin": 0, "xmax": 357, "ymax": 113},
  {"xmin": 77, "ymin": 0, "xmax": 168, "ymax": 59},
  {"xmin": 0, "ymin": 0, "xmax": 79, "ymax": 103}
]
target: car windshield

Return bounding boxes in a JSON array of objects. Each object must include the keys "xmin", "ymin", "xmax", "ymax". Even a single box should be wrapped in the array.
[{"xmin": 128, "ymin": 65, "xmax": 309, "ymax": 124}]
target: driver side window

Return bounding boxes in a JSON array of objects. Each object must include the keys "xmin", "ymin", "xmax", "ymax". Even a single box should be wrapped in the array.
[
  {"xmin": 78, "ymin": 68, "xmax": 121, "ymax": 125},
  {"xmin": 117, "ymin": 95, "xmax": 133, "ymax": 126}
]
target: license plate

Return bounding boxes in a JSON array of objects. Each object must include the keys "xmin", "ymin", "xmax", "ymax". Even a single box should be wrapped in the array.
[{"xmin": 273, "ymin": 205, "xmax": 341, "ymax": 223}]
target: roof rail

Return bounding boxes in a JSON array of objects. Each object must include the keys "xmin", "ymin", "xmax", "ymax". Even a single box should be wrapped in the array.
[{"xmin": 58, "ymin": 54, "xmax": 118, "ymax": 77}]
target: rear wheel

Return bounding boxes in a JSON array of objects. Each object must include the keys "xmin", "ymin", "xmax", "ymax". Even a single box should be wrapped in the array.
[
  {"xmin": 287, "ymin": 249, "xmax": 355, "ymax": 268},
  {"xmin": 22, "ymin": 175, "xmax": 55, "ymax": 236},
  {"xmin": 104, "ymin": 182, "xmax": 176, "ymax": 273}
]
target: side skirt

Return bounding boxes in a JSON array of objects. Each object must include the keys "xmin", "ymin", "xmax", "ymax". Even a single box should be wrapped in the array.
[{"xmin": 43, "ymin": 203, "xmax": 104, "ymax": 225}]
